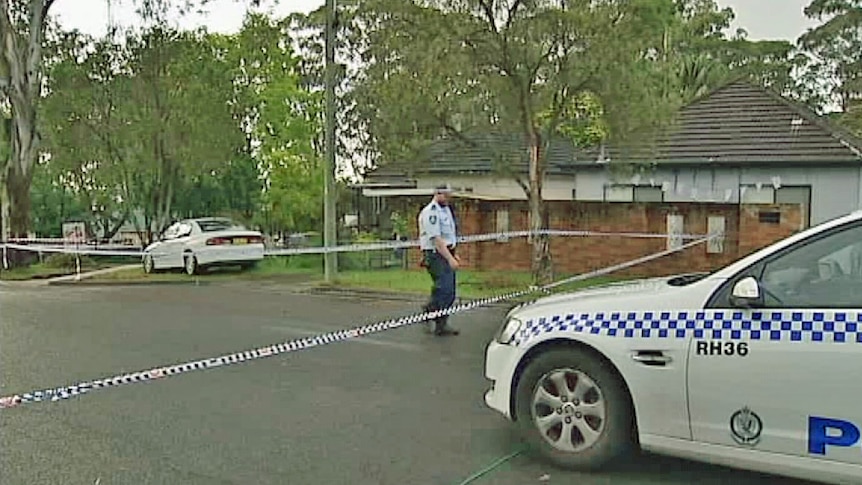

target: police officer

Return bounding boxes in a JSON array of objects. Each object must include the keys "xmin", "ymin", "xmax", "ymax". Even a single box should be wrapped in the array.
[{"xmin": 419, "ymin": 184, "xmax": 460, "ymax": 336}]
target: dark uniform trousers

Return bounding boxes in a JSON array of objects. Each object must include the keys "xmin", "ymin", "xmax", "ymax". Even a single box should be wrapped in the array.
[{"xmin": 422, "ymin": 245, "xmax": 456, "ymax": 329}]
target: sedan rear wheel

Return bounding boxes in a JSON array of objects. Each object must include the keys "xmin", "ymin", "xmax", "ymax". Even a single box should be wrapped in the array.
[{"xmin": 514, "ymin": 347, "xmax": 635, "ymax": 471}]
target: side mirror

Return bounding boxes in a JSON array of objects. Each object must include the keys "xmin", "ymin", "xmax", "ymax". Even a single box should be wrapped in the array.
[{"xmin": 730, "ymin": 276, "xmax": 762, "ymax": 308}]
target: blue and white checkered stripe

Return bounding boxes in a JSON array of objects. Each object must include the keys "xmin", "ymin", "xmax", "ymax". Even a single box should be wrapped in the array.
[{"xmin": 514, "ymin": 310, "xmax": 862, "ymax": 346}]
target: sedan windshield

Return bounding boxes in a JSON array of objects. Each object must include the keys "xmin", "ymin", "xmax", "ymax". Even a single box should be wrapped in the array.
[{"xmin": 197, "ymin": 219, "xmax": 243, "ymax": 232}]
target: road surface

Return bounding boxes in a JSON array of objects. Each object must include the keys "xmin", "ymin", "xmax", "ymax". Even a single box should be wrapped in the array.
[{"xmin": 0, "ymin": 282, "xmax": 815, "ymax": 485}]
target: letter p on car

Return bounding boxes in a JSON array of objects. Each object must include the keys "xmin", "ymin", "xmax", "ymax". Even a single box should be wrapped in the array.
[{"xmin": 808, "ymin": 417, "xmax": 861, "ymax": 455}]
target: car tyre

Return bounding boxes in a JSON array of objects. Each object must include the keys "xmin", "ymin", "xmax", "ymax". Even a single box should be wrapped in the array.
[
  {"xmin": 143, "ymin": 255, "xmax": 155, "ymax": 274},
  {"xmin": 514, "ymin": 347, "xmax": 634, "ymax": 471},
  {"xmin": 184, "ymin": 254, "xmax": 199, "ymax": 276}
]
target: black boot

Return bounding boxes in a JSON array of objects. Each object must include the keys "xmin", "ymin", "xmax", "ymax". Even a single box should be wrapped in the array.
[
  {"xmin": 434, "ymin": 316, "xmax": 459, "ymax": 336},
  {"xmin": 422, "ymin": 303, "xmax": 436, "ymax": 333}
]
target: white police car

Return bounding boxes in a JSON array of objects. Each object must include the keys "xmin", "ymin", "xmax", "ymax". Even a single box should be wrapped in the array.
[{"xmin": 484, "ymin": 210, "xmax": 862, "ymax": 484}]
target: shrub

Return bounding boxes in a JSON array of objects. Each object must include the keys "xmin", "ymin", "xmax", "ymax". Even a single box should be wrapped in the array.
[{"xmin": 43, "ymin": 252, "xmax": 93, "ymax": 270}]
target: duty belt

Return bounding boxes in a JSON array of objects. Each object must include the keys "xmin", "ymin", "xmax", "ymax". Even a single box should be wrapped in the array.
[{"xmin": 423, "ymin": 245, "xmax": 456, "ymax": 255}]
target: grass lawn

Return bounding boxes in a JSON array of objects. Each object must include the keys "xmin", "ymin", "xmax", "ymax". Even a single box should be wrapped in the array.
[
  {"xmin": 330, "ymin": 270, "xmax": 632, "ymax": 299},
  {"xmin": 52, "ymin": 254, "xmax": 634, "ymax": 299},
  {"xmin": 0, "ymin": 259, "xmax": 115, "ymax": 281},
  {"xmin": 86, "ymin": 256, "xmax": 319, "ymax": 283}
]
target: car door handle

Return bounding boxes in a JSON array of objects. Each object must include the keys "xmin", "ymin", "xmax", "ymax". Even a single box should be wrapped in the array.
[{"xmin": 631, "ymin": 351, "xmax": 673, "ymax": 366}]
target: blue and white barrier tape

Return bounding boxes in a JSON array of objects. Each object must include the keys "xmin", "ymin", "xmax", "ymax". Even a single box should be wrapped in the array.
[
  {"xmin": 0, "ymin": 235, "xmax": 711, "ymax": 410},
  {"xmin": 1, "ymin": 229, "xmax": 710, "ymax": 258}
]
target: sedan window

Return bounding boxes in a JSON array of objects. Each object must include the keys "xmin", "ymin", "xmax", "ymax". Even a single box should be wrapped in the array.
[
  {"xmin": 177, "ymin": 223, "xmax": 193, "ymax": 237},
  {"xmin": 759, "ymin": 223, "xmax": 862, "ymax": 308},
  {"xmin": 161, "ymin": 223, "xmax": 181, "ymax": 240},
  {"xmin": 197, "ymin": 219, "xmax": 243, "ymax": 232}
]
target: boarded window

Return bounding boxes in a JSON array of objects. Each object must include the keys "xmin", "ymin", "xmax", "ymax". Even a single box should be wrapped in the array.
[
  {"xmin": 634, "ymin": 186, "xmax": 664, "ymax": 203},
  {"xmin": 707, "ymin": 216, "xmax": 726, "ymax": 254},
  {"xmin": 741, "ymin": 185, "xmax": 775, "ymax": 204},
  {"xmin": 775, "ymin": 186, "xmax": 811, "ymax": 229},
  {"xmin": 604, "ymin": 185, "xmax": 633, "ymax": 202},
  {"xmin": 496, "ymin": 209, "xmax": 510, "ymax": 242},
  {"xmin": 667, "ymin": 214, "xmax": 684, "ymax": 250}
]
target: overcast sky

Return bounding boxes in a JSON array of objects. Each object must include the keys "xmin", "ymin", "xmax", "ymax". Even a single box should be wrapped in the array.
[{"xmin": 53, "ymin": 0, "xmax": 818, "ymax": 42}]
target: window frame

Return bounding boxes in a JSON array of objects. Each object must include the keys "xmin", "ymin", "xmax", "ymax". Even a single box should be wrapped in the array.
[
  {"xmin": 602, "ymin": 184, "xmax": 665, "ymax": 203},
  {"xmin": 739, "ymin": 184, "xmax": 812, "ymax": 228}
]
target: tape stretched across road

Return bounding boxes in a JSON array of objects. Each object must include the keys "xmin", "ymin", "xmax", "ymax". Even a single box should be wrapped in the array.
[
  {"xmin": 0, "ymin": 236, "xmax": 711, "ymax": 410},
  {"xmin": 1, "ymin": 229, "xmax": 709, "ymax": 258}
]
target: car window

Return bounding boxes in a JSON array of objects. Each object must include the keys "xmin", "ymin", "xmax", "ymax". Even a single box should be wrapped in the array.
[
  {"xmin": 197, "ymin": 219, "xmax": 243, "ymax": 232},
  {"xmin": 759, "ymin": 223, "xmax": 862, "ymax": 308},
  {"xmin": 177, "ymin": 222, "xmax": 193, "ymax": 237},
  {"xmin": 161, "ymin": 223, "xmax": 181, "ymax": 240}
]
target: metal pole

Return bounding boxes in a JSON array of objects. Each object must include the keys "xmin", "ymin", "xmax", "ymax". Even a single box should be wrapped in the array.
[{"xmin": 323, "ymin": 0, "xmax": 338, "ymax": 282}]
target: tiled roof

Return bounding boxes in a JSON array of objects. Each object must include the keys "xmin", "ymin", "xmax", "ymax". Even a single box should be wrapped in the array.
[
  {"xmin": 369, "ymin": 131, "xmax": 584, "ymax": 177},
  {"xmin": 588, "ymin": 80, "xmax": 862, "ymax": 166},
  {"xmin": 367, "ymin": 80, "xmax": 862, "ymax": 180}
]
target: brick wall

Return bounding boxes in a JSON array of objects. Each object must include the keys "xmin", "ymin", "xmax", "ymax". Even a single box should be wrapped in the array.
[
  {"xmin": 389, "ymin": 197, "xmax": 802, "ymax": 278},
  {"xmin": 462, "ymin": 201, "xmax": 800, "ymax": 277}
]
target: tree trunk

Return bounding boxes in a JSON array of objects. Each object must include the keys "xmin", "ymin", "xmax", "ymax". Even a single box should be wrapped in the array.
[
  {"xmin": 1, "ymin": 0, "xmax": 52, "ymax": 240},
  {"xmin": 3, "ymin": 143, "xmax": 35, "ymax": 238},
  {"xmin": 527, "ymin": 130, "xmax": 552, "ymax": 285},
  {"xmin": 102, "ymin": 213, "xmax": 128, "ymax": 241}
]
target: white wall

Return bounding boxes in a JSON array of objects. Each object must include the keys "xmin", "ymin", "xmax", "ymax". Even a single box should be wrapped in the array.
[
  {"xmin": 573, "ymin": 165, "xmax": 862, "ymax": 226},
  {"xmin": 415, "ymin": 165, "xmax": 862, "ymax": 226},
  {"xmin": 415, "ymin": 174, "xmax": 574, "ymax": 201}
]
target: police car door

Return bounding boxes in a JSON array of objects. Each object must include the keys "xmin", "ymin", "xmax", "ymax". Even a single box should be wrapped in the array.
[{"xmin": 690, "ymin": 220, "xmax": 862, "ymax": 470}]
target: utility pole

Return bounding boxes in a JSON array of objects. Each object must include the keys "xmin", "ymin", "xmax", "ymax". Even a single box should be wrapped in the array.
[{"xmin": 323, "ymin": 0, "xmax": 338, "ymax": 282}]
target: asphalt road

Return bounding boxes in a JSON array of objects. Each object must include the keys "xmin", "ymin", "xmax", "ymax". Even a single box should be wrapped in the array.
[{"xmin": 0, "ymin": 282, "xmax": 816, "ymax": 485}]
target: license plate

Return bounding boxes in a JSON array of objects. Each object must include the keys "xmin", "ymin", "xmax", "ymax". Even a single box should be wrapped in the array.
[{"xmin": 234, "ymin": 238, "xmax": 247, "ymax": 245}]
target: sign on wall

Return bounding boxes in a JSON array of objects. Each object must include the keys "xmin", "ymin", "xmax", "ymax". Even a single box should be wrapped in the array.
[
  {"xmin": 667, "ymin": 214, "xmax": 684, "ymax": 250},
  {"xmin": 707, "ymin": 216, "xmax": 726, "ymax": 254}
]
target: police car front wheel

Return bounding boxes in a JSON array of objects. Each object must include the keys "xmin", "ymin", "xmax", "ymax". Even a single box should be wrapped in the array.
[{"xmin": 514, "ymin": 347, "xmax": 635, "ymax": 471}]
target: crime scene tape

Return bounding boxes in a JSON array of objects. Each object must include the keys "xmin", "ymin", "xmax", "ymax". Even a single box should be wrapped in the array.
[
  {"xmin": 1, "ymin": 229, "xmax": 708, "ymax": 258},
  {"xmin": 0, "ymin": 235, "xmax": 712, "ymax": 410}
]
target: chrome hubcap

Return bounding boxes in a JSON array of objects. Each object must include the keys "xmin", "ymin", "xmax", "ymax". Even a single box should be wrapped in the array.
[{"xmin": 531, "ymin": 368, "xmax": 606, "ymax": 452}]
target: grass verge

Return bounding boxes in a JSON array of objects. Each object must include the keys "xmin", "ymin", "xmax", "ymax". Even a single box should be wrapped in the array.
[
  {"xmin": 85, "ymin": 256, "xmax": 318, "ymax": 283},
  {"xmin": 49, "ymin": 253, "xmax": 634, "ymax": 298},
  {"xmin": 0, "ymin": 260, "xmax": 114, "ymax": 281},
  {"xmin": 325, "ymin": 270, "xmax": 632, "ymax": 299}
]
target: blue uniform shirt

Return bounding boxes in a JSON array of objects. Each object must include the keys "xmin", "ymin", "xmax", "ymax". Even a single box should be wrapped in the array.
[{"xmin": 418, "ymin": 200, "xmax": 457, "ymax": 250}]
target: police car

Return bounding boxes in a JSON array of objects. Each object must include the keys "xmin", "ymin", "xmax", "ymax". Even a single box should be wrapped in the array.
[{"xmin": 484, "ymin": 210, "xmax": 862, "ymax": 484}]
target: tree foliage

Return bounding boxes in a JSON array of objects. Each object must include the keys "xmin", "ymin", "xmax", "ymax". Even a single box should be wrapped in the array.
[
  {"xmin": 5, "ymin": 0, "xmax": 862, "ymax": 269},
  {"xmin": 35, "ymin": 10, "xmax": 323, "ymax": 244}
]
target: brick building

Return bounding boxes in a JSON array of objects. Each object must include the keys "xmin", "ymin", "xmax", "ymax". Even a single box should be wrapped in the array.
[{"xmin": 353, "ymin": 79, "xmax": 859, "ymax": 277}]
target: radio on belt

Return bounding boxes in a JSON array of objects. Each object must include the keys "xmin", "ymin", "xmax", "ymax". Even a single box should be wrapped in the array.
[{"xmin": 808, "ymin": 416, "xmax": 861, "ymax": 455}]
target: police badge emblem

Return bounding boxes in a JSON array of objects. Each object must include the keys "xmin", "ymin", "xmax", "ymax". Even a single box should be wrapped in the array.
[{"xmin": 730, "ymin": 407, "xmax": 763, "ymax": 446}]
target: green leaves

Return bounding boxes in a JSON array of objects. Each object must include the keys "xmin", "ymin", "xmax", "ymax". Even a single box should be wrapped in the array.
[
  {"xmin": 35, "ymin": 11, "xmax": 323, "ymax": 240},
  {"xmin": 799, "ymin": 0, "xmax": 862, "ymax": 112},
  {"xmin": 227, "ymin": 12, "xmax": 324, "ymax": 234}
]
